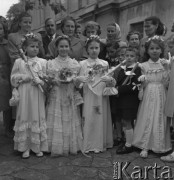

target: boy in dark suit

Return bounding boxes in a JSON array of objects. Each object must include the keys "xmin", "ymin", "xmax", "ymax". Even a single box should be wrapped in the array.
[{"xmin": 116, "ymin": 47, "xmax": 141, "ymax": 154}]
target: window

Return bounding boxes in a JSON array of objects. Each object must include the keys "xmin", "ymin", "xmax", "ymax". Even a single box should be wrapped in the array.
[{"xmin": 130, "ymin": 22, "xmax": 144, "ymax": 38}]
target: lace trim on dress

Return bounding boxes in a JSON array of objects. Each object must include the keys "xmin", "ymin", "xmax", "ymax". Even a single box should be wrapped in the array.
[
  {"xmin": 13, "ymin": 134, "xmax": 47, "ymax": 144},
  {"xmin": 13, "ymin": 118, "xmax": 47, "ymax": 133},
  {"xmin": 146, "ymin": 68, "xmax": 165, "ymax": 74}
]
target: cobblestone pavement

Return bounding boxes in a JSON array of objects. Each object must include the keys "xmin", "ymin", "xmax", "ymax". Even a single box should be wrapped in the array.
[{"xmin": 0, "ymin": 117, "xmax": 174, "ymax": 180}]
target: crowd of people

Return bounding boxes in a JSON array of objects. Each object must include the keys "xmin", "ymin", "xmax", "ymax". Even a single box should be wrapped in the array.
[{"xmin": 1, "ymin": 11, "xmax": 174, "ymax": 162}]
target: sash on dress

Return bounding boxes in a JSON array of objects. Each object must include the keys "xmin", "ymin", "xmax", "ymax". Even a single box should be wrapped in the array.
[{"xmin": 87, "ymin": 74, "xmax": 106, "ymax": 96}]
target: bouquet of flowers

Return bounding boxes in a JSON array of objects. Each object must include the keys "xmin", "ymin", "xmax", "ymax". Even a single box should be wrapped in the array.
[
  {"xmin": 92, "ymin": 64, "xmax": 108, "ymax": 76},
  {"xmin": 58, "ymin": 67, "xmax": 74, "ymax": 82},
  {"xmin": 39, "ymin": 68, "xmax": 55, "ymax": 96}
]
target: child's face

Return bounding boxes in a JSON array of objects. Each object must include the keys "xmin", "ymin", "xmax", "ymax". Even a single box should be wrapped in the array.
[
  {"xmin": 148, "ymin": 41, "xmax": 162, "ymax": 61},
  {"xmin": 117, "ymin": 49, "xmax": 126, "ymax": 63},
  {"xmin": 19, "ymin": 16, "xmax": 32, "ymax": 32},
  {"xmin": 125, "ymin": 50, "xmax": 137, "ymax": 67},
  {"xmin": 57, "ymin": 39, "xmax": 70, "ymax": 57},
  {"xmin": 87, "ymin": 41, "xmax": 100, "ymax": 59},
  {"xmin": 107, "ymin": 25, "xmax": 116, "ymax": 41},
  {"xmin": 26, "ymin": 42, "xmax": 39, "ymax": 58},
  {"xmin": 107, "ymin": 46, "xmax": 117, "ymax": 58},
  {"xmin": 76, "ymin": 27, "xmax": 82, "ymax": 38},
  {"xmin": 167, "ymin": 42, "xmax": 174, "ymax": 56},
  {"xmin": 128, "ymin": 34, "xmax": 140, "ymax": 48},
  {"xmin": 86, "ymin": 28, "xmax": 97, "ymax": 38},
  {"xmin": 0, "ymin": 23, "xmax": 4, "ymax": 39}
]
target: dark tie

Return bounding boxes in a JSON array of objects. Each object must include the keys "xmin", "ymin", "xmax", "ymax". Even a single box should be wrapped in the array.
[{"xmin": 50, "ymin": 36, "xmax": 53, "ymax": 42}]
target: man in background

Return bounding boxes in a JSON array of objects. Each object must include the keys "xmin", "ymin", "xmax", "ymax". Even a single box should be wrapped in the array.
[{"xmin": 42, "ymin": 18, "xmax": 56, "ymax": 56}]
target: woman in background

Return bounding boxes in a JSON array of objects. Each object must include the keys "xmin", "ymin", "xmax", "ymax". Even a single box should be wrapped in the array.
[
  {"xmin": 48, "ymin": 16, "xmax": 84, "ymax": 61},
  {"xmin": 0, "ymin": 18, "xmax": 12, "ymax": 137},
  {"xmin": 8, "ymin": 12, "xmax": 44, "ymax": 68}
]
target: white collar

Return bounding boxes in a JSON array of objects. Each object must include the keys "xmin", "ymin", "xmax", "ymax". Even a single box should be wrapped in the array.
[
  {"xmin": 149, "ymin": 59, "xmax": 160, "ymax": 64},
  {"xmin": 87, "ymin": 57, "xmax": 99, "ymax": 63},
  {"xmin": 57, "ymin": 55, "xmax": 69, "ymax": 62}
]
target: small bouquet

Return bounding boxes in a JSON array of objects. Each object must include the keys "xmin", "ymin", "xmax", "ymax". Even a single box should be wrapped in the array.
[
  {"xmin": 58, "ymin": 67, "xmax": 74, "ymax": 82},
  {"xmin": 92, "ymin": 64, "xmax": 108, "ymax": 76},
  {"xmin": 39, "ymin": 68, "xmax": 56, "ymax": 96}
]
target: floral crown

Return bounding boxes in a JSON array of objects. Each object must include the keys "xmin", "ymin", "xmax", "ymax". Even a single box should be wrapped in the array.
[
  {"xmin": 147, "ymin": 35, "xmax": 164, "ymax": 42},
  {"xmin": 56, "ymin": 35, "xmax": 69, "ymax": 40},
  {"xmin": 55, "ymin": 35, "xmax": 70, "ymax": 46},
  {"xmin": 86, "ymin": 35, "xmax": 100, "ymax": 43},
  {"xmin": 21, "ymin": 32, "xmax": 39, "ymax": 45}
]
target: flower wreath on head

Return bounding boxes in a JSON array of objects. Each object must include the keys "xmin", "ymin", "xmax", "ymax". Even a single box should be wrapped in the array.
[
  {"xmin": 21, "ymin": 32, "xmax": 39, "ymax": 45},
  {"xmin": 56, "ymin": 34, "xmax": 70, "ymax": 41},
  {"xmin": 86, "ymin": 35, "xmax": 101, "ymax": 44},
  {"xmin": 146, "ymin": 35, "xmax": 164, "ymax": 43},
  {"xmin": 55, "ymin": 35, "xmax": 70, "ymax": 46}
]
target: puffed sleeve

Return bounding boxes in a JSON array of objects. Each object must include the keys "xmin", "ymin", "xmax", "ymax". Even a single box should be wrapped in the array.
[{"xmin": 11, "ymin": 59, "xmax": 22, "ymax": 87}]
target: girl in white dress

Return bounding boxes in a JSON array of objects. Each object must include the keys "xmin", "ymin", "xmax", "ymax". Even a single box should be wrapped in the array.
[
  {"xmin": 133, "ymin": 36, "xmax": 172, "ymax": 158},
  {"xmin": 77, "ymin": 35, "xmax": 115, "ymax": 153},
  {"xmin": 11, "ymin": 33, "xmax": 48, "ymax": 158},
  {"xmin": 46, "ymin": 35, "xmax": 83, "ymax": 156}
]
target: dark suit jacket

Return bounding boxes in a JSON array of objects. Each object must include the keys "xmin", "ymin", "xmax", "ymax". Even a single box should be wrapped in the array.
[
  {"xmin": 42, "ymin": 35, "xmax": 52, "ymax": 55},
  {"xmin": 117, "ymin": 66, "xmax": 141, "ymax": 109}
]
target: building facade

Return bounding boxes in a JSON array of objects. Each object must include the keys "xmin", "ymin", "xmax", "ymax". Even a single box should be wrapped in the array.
[{"xmin": 29, "ymin": 0, "xmax": 174, "ymax": 40}]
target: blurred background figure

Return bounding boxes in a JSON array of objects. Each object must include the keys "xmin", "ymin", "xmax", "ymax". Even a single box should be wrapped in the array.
[
  {"xmin": 75, "ymin": 23, "xmax": 84, "ymax": 40},
  {"xmin": 126, "ymin": 31, "xmax": 141, "ymax": 49},
  {"xmin": 0, "ymin": 17, "xmax": 12, "ymax": 137},
  {"xmin": 42, "ymin": 18, "xmax": 56, "ymax": 56},
  {"xmin": 83, "ymin": 21, "xmax": 106, "ymax": 59},
  {"xmin": 48, "ymin": 16, "xmax": 84, "ymax": 61},
  {"xmin": 139, "ymin": 16, "xmax": 167, "ymax": 61},
  {"xmin": 8, "ymin": 11, "xmax": 45, "ymax": 67}
]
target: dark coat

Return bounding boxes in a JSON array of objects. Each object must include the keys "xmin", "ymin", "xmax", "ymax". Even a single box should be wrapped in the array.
[
  {"xmin": 42, "ymin": 34, "xmax": 52, "ymax": 55},
  {"xmin": 0, "ymin": 39, "xmax": 11, "ymax": 111}
]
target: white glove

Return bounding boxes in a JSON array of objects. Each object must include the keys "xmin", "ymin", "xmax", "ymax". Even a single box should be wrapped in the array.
[{"xmin": 138, "ymin": 75, "xmax": 146, "ymax": 82}]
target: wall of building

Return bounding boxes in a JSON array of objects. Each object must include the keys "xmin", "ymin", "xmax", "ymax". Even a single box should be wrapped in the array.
[
  {"xmin": 155, "ymin": 0, "xmax": 174, "ymax": 39},
  {"xmin": 96, "ymin": 11, "xmax": 117, "ymax": 38},
  {"xmin": 118, "ymin": 0, "xmax": 156, "ymax": 41},
  {"xmin": 118, "ymin": 0, "xmax": 174, "ymax": 41},
  {"xmin": 30, "ymin": 0, "xmax": 174, "ymax": 41}
]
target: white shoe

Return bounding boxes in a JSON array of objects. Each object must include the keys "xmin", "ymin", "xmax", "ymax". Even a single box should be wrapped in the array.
[
  {"xmin": 94, "ymin": 149, "xmax": 100, "ymax": 153},
  {"xmin": 161, "ymin": 154, "xmax": 174, "ymax": 162},
  {"xmin": 22, "ymin": 150, "xmax": 30, "ymax": 159},
  {"xmin": 36, "ymin": 152, "xmax": 43, "ymax": 157},
  {"xmin": 140, "ymin": 149, "xmax": 148, "ymax": 158}
]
